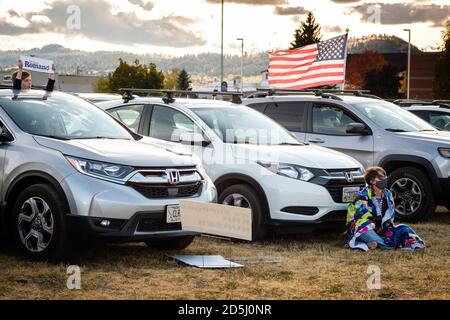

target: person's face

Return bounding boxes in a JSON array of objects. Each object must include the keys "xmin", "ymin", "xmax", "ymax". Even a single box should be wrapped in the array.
[
  {"xmin": 21, "ymin": 76, "xmax": 32, "ymax": 89},
  {"xmin": 324, "ymin": 116, "xmax": 339, "ymax": 127},
  {"xmin": 371, "ymin": 174, "xmax": 388, "ymax": 191}
]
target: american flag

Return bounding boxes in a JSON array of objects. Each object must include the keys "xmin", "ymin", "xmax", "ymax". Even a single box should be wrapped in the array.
[{"xmin": 268, "ymin": 34, "xmax": 348, "ymax": 90}]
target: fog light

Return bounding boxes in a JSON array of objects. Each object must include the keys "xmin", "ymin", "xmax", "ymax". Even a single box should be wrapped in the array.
[{"xmin": 100, "ymin": 220, "xmax": 111, "ymax": 227}]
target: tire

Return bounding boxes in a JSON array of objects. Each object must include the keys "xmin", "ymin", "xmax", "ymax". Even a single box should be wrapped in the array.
[
  {"xmin": 218, "ymin": 184, "xmax": 266, "ymax": 241},
  {"xmin": 388, "ymin": 167, "xmax": 436, "ymax": 222},
  {"xmin": 145, "ymin": 235, "xmax": 195, "ymax": 250},
  {"xmin": 11, "ymin": 184, "xmax": 69, "ymax": 261}
]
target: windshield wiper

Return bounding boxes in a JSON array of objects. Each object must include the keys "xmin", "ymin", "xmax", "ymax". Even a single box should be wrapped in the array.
[
  {"xmin": 385, "ymin": 128, "xmax": 408, "ymax": 132},
  {"xmin": 74, "ymin": 136, "xmax": 130, "ymax": 140},
  {"xmin": 278, "ymin": 142, "xmax": 303, "ymax": 146},
  {"xmin": 37, "ymin": 134, "xmax": 71, "ymax": 141}
]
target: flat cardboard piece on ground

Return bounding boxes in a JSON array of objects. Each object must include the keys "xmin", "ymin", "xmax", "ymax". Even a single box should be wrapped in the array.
[
  {"xmin": 20, "ymin": 55, "xmax": 54, "ymax": 74},
  {"xmin": 170, "ymin": 255, "xmax": 243, "ymax": 268},
  {"xmin": 179, "ymin": 200, "xmax": 252, "ymax": 241}
]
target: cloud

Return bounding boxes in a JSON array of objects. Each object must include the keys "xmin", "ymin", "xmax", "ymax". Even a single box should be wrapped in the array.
[
  {"xmin": 206, "ymin": 0, "xmax": 287, "ymax": 5},
  {"xmin": 323, "ymin": 25, "xmax": 344, "ymax": 33},
  {"xmin": 128, "ymin": 0, "xmax": 154, "ymax": 11},
  {"xmin": 331, "ymin": 0, "xmax": 361, "ymax": 3},
  {"xmin": 274, "ymin": 6, "xmax": 307, "ymax": 15},
  {"xmin": 127, "ymin": 0, "xmax": 154, "ymax": 11},
  {"xmin": 351, "ymin": 2, "xmax": 450, "ymax": 27},
  {"xmin": 0, "ymin": 0, "xmax": 205, "ymax": 47}
]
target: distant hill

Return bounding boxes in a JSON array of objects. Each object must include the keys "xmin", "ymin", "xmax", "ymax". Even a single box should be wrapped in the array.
[
  {"xmin": 0, "ymin": 35, "xmax": 423, "ymax": 77},
  {"xmin": 348, "ymin": 34, "xmax": 421, "ymax": 54}
]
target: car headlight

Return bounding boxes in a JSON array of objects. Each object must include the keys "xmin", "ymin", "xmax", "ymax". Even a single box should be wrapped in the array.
[
  {"xmin": 438, "ymin": 148, "xmax": 450, "ymax": 158},
  {"xmin": 257, "ymin": 161, "xmax": 315, "ymax": 181},
  {"xmin": 66, "ymin": 156, "xmax": 134, "ymax": 182}
]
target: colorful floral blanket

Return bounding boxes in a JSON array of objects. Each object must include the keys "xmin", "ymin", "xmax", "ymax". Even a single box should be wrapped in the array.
[{"xmin": 345, "ymin": 185, "xmax": 425, "ymax": 251}]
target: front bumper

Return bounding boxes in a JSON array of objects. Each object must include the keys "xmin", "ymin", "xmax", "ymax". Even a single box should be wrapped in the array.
[
  {"xmin": 61, "ymin": 172, "xmax": 217, "ymax": 240},
  {"xmin": 67, "ymin": 212, "xmax": 198, "ymax": 242},
  {"xmin": 259, "ymin": 172, "xmax": 364, "ymax": 223}
]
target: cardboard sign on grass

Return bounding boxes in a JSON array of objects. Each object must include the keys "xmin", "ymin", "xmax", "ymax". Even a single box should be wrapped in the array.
[
  {"xmin": 179, "ymin": 201, "xmax": 252, "ymax": 241},
  {"xmin": 20, "ymin": 55, "xmax": 54, "ymax": 74}
]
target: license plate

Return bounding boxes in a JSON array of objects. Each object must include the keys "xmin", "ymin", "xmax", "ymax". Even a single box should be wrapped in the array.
[
  {"xmin": 166, "ymin": 205, "xmax": 181, "ymax": 223},
  {"xmin": 342, "ymin": 186, "xmax": 360, "ymax": 203}
]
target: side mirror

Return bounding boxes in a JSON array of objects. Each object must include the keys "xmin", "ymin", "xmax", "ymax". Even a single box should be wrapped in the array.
[
  {"xmin": 346, "ymin": 123, "xmax": 371, "ymax": 135},
  {"xmin": 0, "ymin": 123, "xmax": 14, "ymax": 143},
  {"xmin": 179, "ymin": 132, "xmax": 210, "ymax": 147}
]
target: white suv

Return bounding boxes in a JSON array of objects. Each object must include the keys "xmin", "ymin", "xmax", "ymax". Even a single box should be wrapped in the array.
[{"xmin": 98, "ymin": 93, "xmax": 365, "ymax": 239}]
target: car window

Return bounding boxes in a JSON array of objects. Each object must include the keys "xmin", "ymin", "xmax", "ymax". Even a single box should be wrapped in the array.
[
  {"xmin": 247, "ymin": 103, "xmax": 267, "ymax": 113},
  {"xmin": 409, "ymin": 110, "xmax": 428, "ymax": 121},
  {"xmin": 149, "ymin": 105, "xmax": 200, "ymax": 142},
  {"xmin": 0, "ymin": 94, "xmax": 133, "ymax": 140},
  {"xmin": 264, "ymin": 102, "xmax": 307, "ymax": 132},
  {"xmin": 109, "ymin": 104, "xmax": 144, "ymax": 133},
  {"xmin": 429, "ymin": 111, "xmax": 450, "ymax": 131},
  {"xmin": 312, "ymin": 104, "xmax": 358, "ymax": 135}
]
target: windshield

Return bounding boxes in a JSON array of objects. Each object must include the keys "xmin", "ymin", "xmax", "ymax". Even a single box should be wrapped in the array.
[
  {"xmin": 192, "ymin": 105, "xmax": 302, "ymax": 145},
  {"xmin": 0, "ymin": 93, "xmax": 133, "ymax": 140},
  {"xmin": 351, "ymin": 101, "xmax": 436, "ymax": 132}
]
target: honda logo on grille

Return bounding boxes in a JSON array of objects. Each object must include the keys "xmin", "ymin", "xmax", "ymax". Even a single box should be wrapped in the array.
[
  {"xmin": 344, "ymin": 172, "xmax": 354, "ymax": 183},
  {"xmin": 166, "ymin": 169, "xmax": 180, "ymax": 185}
]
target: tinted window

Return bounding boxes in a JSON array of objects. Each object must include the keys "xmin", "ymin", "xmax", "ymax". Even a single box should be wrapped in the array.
[
  {"xmin": 247, "ymin": 103, "xmax": 267, "ymax": 113},
  {"xmin": 409, "ymin": 110, "xmax": 428, "ymax": 121},
  {"xmin": 312, "ymin": 104, "xmax": 358, "ymax": 135},
  {"xmin": 109, "ymin": 104, "xmax": 144, "ymax": 133},
  {"xmin": 149, "ymin": 105, "xmax": 200, "ymax": 142},
  {"xmin": 263, "ymin": 102, "xmax": 306, "ymax": 132},
  {"xmin": 429, "ymin": 111, "xmax": 450, "ymax": 131}
]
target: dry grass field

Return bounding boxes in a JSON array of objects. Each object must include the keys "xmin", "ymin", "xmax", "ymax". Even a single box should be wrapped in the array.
[{"xmin": 0, "ymin": 208, "xmax": 449, "ymax": 300}]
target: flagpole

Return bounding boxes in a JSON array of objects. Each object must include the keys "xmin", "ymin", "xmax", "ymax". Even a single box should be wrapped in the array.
[{"xmin": 342, "ymin": 28, "xmax": 350, "ymax": 90}]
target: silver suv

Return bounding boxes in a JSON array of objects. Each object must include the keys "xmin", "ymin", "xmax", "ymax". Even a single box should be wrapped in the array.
[
  {"xmin": 0, "ymin": 89, "xmax": 216, "ymax": 260},
  {"xmin": 243, "ymin": 91, "xmax": 450, "ymax": 222}
]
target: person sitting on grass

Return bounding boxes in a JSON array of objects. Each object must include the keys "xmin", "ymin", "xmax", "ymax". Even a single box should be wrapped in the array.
[
  {"xmin": 345, "ymin": 166, "xmax": 425, "ymax": 251},
  {"xmin": 12, "ymin": 59, "xmax": 56, "ymax": 92}
]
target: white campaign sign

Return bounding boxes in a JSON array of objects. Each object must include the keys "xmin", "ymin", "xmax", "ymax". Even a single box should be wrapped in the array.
[
  {"xmin": 20, "ymin": 55, "xmax": 53, "ymax": 74},
  {"xmin": 179, "ymin": 201, "xmax": 252, "ymax": 241}
]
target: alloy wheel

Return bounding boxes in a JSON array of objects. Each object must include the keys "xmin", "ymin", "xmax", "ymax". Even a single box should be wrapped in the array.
[
  {"xmin": 17, "ymin": 197, "xmax": 54, "ymax": 252},
  {"xmin": 390, "ymin": 178, "xmax": 422, "ymax": 216}
]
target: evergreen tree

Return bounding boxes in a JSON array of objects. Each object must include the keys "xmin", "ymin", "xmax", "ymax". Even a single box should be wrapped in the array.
[
  {"xmin": 290, "ymin": 12, "xmax": 322, "ymax": 49},
  {"xmin": 433, "ymin": 20, "xmax": 450, "ymax": 99},
  {"xmin": 177, "ymin": 69, "xmax": 192, "ymax": 90}
]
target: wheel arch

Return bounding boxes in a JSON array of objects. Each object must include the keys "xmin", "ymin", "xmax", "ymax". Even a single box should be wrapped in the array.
[
  {"xmin": 214, "ymin": 173, "xmax": 271, "ymax": 220},
  {"xmin": 0, "ymin": 171, "xmax": 71, "ymax": 237},
  {"xmin": 379, "ymin": 155, "xmax": 443, "ymax": 202}
]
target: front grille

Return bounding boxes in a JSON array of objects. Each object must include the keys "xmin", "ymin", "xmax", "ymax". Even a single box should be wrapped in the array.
[
  {"xmin": 130, "ymin": 182, "xmax": 201, "ymax": 199},
  {"xmin": 136, "ymin": 217, "xmax": 181, "ymax": 232},
  {"xmin": 325, "ymin": 184, "xmax": 364, "ymax": 203}
]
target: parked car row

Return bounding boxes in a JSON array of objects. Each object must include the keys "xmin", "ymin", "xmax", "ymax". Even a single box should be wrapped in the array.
[
  {"xmin": 1, "ymin": 86, "xmax": 449, "ymax": 261},
  {"xmin": 99, "ymin": 89, "xmax": 450, "ymax": 225}
]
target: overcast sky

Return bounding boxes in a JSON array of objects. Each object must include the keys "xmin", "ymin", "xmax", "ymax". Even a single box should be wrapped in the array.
[{"xmin": 0, "ymin": 0, "xmax": 448, "ymax": 56}]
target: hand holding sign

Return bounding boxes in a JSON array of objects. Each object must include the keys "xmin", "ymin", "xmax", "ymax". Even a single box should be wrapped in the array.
[{"xmin": 20, "ymin": 55, "xmax": 54, "ymax": 74}]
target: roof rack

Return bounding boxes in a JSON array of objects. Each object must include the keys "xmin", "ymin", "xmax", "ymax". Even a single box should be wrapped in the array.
[
  {"xmin": 119, "ymin": 88, "xmax": 244, "ymax": 104},
  {"xmin": 244, "ymin": 88, "xmax": 382, "ymax": 101}
]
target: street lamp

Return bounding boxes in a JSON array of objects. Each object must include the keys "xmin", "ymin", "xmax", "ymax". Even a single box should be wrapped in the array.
[
  {"xmin": 221, "ymin": 0, "xmax": 224, "ymax": 84},
  {"xmin": 404, "ymin": 29, "xmax": 411, "ymax": 100},
  {"xmin": 236, "ymin": 38, "xmax": 244, "ymax": 92}
]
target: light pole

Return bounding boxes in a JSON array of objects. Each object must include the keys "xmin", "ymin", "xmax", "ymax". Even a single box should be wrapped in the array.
[
  {"xmin": 236, "ymin": 38, "xmax": 244, "ymax": 92},
  {"xmin": 220, "ymin": 0, "xmax": 224, "ymax": 84},
  {"xmin": 404, "ymin": 29, "xmax": 411, "ymax": 100}
]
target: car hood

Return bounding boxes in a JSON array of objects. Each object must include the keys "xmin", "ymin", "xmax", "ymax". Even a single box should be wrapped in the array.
[
  {"xmin": 396, "ymin": 130, "xmax": 450, "ymax": 145},
  {"xmin": 34, "ymin": 136, "xmax": 197, "ymax": 167},
  {"xmin": 231, "ymin": 143, "xmax": 362, "ymax": 169}
]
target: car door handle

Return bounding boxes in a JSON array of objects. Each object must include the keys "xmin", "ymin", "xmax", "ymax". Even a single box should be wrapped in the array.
[{"xmin": 308, "ymin": 138, "xmax": 325, "ymax": 143}]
